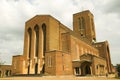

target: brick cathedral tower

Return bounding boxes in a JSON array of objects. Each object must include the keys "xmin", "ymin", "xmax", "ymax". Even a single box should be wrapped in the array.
[{"xmin": 73, "ymin": 10, "xmax": 96, "ymax": 42}]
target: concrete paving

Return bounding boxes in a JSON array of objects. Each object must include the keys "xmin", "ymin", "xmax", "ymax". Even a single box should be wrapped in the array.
[{"xmin": 0, "ymin": 76, "xmax": 119, "ymax": 80}]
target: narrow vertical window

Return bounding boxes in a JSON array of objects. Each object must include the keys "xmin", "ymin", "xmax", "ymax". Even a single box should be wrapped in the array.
[
  {"xmin": 28, "ymin": 28, "xmax": 32, "ymax": 58},
  {"xmin": 48, "ymin": 56, "xmax": 52, "ymax": 67},
  {"xmin": 34, "ymin": 25, "xmax": 39, "ymax": 57},
  {"xmin": 81, "ymin": 17, "xmax": 85, "ymax": 29},
  {"xmin": 78, "ymin": 18, "xmax": 81, "ymax": 30},
  {"xmin": 75, "ymin": 67, "xmax": 80, "ymax": 75},
  {"xmin": 78, "ymin": 17, "xmax": 85, "ymax": 36},
  {"xmin": 27, "ymin": 28, "xmax": 32, "ymax": 74},
  {"xmin": 50, "ymin": 56, "xmax": 52, "ymax": 67},
  {"xmin": 42, "ymin": 24, "xmax": 46, "ymax": 56},
  {"xmin": 14, "ymin": 61, "xmax": 16, "ymax": 69},
  {"xmin": 81, "ymin": 47, "xmax": 83, "ymax": 55},
  {"xmin": 91, "ymin": 18, "xmax": 95, "ymax": 32}
]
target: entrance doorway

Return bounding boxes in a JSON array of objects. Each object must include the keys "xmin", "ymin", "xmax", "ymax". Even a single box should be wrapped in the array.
[
  {"xmin": 35, "ymin": 63, "xmax": 38, "ymax": 74},
  {"xmin": 85, "ymin": 65, "xmax": 91, "ymax": 74},
  {"xmin": 81, "ymin": 61, "xmax": 91, "ymax": 76}
]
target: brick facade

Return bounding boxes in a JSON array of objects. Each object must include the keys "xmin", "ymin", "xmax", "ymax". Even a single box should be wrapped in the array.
[{"xmin": 0, "ymin": 10, "xmax": 114, "ymax": 76}]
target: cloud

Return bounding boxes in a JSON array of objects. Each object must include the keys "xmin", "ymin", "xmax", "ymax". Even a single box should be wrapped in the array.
[
  {"xmin": 97, "ymin": 0, "xmax": 120, "ymax": 18},
  {"xmin": 104, "ymin": 0, "xmax": 120, "ymax": 14},
  {"xmin": 92, "ymin": 0, "xmax": 120, "ymax": 65}
]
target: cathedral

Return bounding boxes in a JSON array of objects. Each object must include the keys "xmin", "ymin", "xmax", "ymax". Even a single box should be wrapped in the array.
[{"xmin": 1, "ymin": 10, "xmax": 115, "ymax": 76}]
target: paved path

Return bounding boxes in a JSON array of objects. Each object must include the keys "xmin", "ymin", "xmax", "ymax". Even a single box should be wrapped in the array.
[{"xmin": 0, "ymin": 76, "xmax": 119, "ymax": 80}]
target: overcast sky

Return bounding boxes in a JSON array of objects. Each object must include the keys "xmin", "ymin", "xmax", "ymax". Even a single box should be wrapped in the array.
[{"xmin": 0, "ymin": 0, "xmax": 120, "ymax": 65}]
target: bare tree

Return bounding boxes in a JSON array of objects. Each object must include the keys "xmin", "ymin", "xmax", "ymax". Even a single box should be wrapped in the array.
[{"xmin": 0, "ymin": 52, "xmax": 5, "ymax": 65}]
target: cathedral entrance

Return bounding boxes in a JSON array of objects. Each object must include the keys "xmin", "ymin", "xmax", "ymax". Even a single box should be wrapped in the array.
[
  {"xmin": 81, "ymin": 61, "xmax": 91, "ymax": 76},
  {"xmin": 85, "ymin": 65, "xmax": 91, "ymax": 75}
]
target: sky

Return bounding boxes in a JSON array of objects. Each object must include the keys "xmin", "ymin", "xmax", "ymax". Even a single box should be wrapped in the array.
[{"xmin": 0, "ymin": 0, "xmax": 120, "ymax": 65}]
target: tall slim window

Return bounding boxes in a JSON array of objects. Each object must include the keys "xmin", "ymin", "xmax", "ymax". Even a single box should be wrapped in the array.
[
  {"xmin": 81, "ymin": 17, "xmax": 85, "ymax": 29},
  {"xmin": 28, "ymin": 28, "xmax": 32, "ymax": 58},
  {"xmin": 34, "ymin": 25, "xmax": 39, "ymax": 57},
  {"xmin": 91, "ymin": 19, "xmax": 94, "ymax": 31},
  {"xmin": 78, "ymin": 18, "xmax": 81, "ymax": 30},
  {"xmin": 42, "ymin": 24, "xmax": 46, "ymax": 56},
  {"xmin": 48, "ymin": 56, "xmax": 52, "ymax": 67},
  {"xmin": 78, "ymin": 17, "xmax": 85, "ymax": 36},
  {"xmin": 75, "ymin": 67, "xmax": 80, "ymax": 75},
  {"xmin": 28, "ymin": 28, "xmax": 32, "ymax": 75}
]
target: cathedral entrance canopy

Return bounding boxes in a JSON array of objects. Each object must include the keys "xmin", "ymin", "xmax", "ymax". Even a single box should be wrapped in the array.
[
  {"xmin": 72, "ymin": 59, "xmax": 92, "ymax": 67},
  {"xmin": 72, "ymin": 59, "xmax": 92, "ymax": 75},
  {"xmin": 72, "ymin": 53, "xmax": 93, "ymax": 67}
]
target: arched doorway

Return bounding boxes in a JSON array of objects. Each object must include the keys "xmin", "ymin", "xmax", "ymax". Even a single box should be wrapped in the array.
[
  {"xmin": 5, "ymin": 70, "xmax": 10, "ymax": 76},
  {"xmin": 35, "ymin": 63, "xmax": 38, "ymax": 74},
  {"xmin": 85, "ymin": 65, "xmax": 91, "ymax": 74},
  {"xmin": 81, "ymin": 61, "xmax": 91, "ymax": 76}
]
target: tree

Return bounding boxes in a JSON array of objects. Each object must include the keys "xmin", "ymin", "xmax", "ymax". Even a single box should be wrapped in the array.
[
  {"xmin": 0, "ymin": 53, "xmax": 5, "ymax": 65},
  {"xmin": 116, "ymin": 64, "xmax": 120, "ymax": 76}
]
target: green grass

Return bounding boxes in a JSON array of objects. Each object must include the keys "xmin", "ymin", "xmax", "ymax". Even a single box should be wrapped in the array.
[{"xmin": 115, "ymin": 76, "xmax": 120, "ymax": 79}]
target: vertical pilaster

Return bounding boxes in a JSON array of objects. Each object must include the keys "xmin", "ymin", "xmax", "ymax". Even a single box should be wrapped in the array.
[
  {"xmin": 31, "ymin": 29, "xmax": 36, "ymax": 59},
  {"xmin": 90, "ymin": 66, "xmax": 93, "ymax": 75},
  {"xmin": 23, "ymin": 27, "xmax": 29, "ymax": 59},
  {"xmin": 39, "ymin": 26, "xmax": 44, "ymax": 59},
  {"xmin": 79, "ymin": 67, "xmax": 81, "ymax": 75},
  {"xmin": 29, "ymin": 28, "xmax": 36, "ymax": 74},
  {"xmin": 38, "ymin": 26, "xmax": 44, "ymax": 73},
  {"xmin": 74, "ymin": 68, "xmax": 76, "ymax": 75}
]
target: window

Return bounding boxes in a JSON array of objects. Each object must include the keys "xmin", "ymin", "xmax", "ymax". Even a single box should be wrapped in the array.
[
  {"xmin": 34, "ymin": 25, "xmax": 39, "ymax": 57},
  {"xmin": 28, "ymin": 28, "xmax": 32, "ymax": 58},
  {"xmin": 75, "ymin": 67, "xmax": 80, "ymax": 75},
  {"xmin": 76, "ymin": 45, "xmax": 79, "ymax": 59},
  {"xmin": 91, "ymin": 18, "xmax": 95, "ymax": 33},
  {"xmin": 78, "ymin": 17, "xmax": 85, "ymax": 30},
  {"xmin": 78, "ymin": 17, "xmax": 85, "ymax": 36},
  {"xmin": 48, "ymin": 56, "xmax": 52, "ymax": 67},
  {"xmin": 81, "ymin": 47, "xmax": 83, "ymax": 55},
  {"xmin": 42, "ymin": 24, "xmax": 46, "ymax": 56},
  {"xmin": 81, "ymin": 17, "xmax": 85, "ymax": 29},
  {"xmin": 78, "ymin": 18, "xmax": 81, "ymax": 30},
  {"xmin": 14, "ymin": 61, "xmax": 16, "ymax": 69},
  {"xmin": 96, "ymin": 65, "xmax": 98, "ymax": 69}
]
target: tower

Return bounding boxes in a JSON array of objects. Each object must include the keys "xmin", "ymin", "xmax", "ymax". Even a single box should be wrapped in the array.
[{"xmin": 73, "ymin": 10, "xmax": 96, "ymax": 42}]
